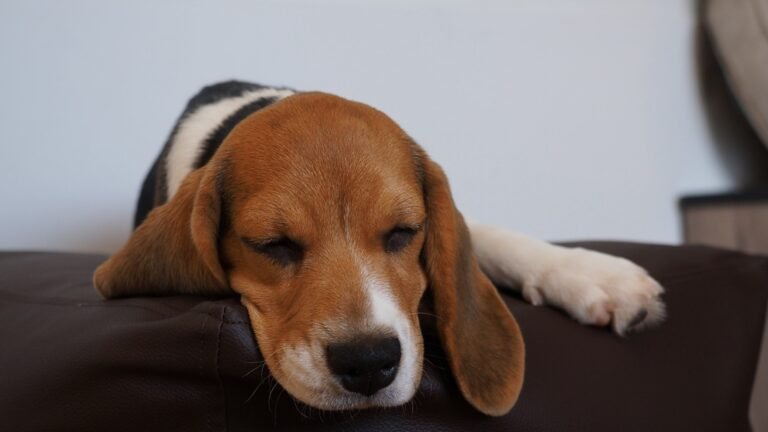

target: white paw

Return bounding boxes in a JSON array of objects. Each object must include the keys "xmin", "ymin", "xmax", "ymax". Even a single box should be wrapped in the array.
[{"xmin": 528, "ymin": 247, "xmax": 665, "ymax": 335}]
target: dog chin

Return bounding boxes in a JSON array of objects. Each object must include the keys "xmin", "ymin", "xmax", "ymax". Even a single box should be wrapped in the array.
[
  {"xmin": 281, "ymin": 371, "xmax": 420, "ymax": 412},
  {"xmin": 297, "ymin": 386, "xmax": 419, "ymax": 411}
]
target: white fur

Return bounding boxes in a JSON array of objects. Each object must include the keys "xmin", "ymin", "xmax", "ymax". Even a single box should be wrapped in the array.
[
  {"xmin": 165, "ymin": 88, "xmax": 295, "ymax": 198},
  {"xmin": 284, "ymin": 344, "xmax": 322, "ymax": 390},
  {"xmin": 363, "ymin": 267, "xmax": 419, "ymax": 405},
  {"xmin": 468, "ymin": 221, "xmax": 665, "ymax": 335}
]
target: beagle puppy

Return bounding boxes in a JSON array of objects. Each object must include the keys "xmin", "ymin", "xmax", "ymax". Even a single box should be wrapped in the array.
[{"xmin": 94, "ymin": 81, "xmax": 665, "ymax": 416}]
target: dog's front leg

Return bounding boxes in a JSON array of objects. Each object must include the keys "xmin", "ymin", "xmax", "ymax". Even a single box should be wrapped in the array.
[{"xmin": 468, "ymin": 222, "xmax": 665, "ymax": 335}]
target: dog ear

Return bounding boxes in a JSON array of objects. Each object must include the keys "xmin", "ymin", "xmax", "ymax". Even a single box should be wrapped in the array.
[
  {"xmin": 93, "ymin": 163, "xmax": 230, "ymax": 298},
  {"xmin": 419, "ymin": 153, "xmax": 525, "ymax": 416}
]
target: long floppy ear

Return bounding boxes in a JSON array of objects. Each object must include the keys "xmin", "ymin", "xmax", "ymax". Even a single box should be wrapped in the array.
[
  {"xmin": 420, "ymin": 154, "xmax": 525, "ymax": 416},
  {"xmin": 93, "ymin": 163, "xmax": 230, "ymax": 298}
]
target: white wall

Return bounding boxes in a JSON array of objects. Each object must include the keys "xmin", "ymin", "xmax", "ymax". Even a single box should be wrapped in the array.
[{"xmin": 0, "ymin": 0, "xmax": 742, "ymax": 253}]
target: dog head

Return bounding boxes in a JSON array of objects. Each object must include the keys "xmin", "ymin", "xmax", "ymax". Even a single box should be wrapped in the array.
[{"xmin": 94, "ymin": 92, "xmax": 525, "ymax": 416}]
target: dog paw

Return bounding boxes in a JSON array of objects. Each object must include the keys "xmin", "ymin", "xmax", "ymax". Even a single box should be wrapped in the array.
[{"xmin": 529, "ymin": 247, "xmax": 665, "ymax": 335}]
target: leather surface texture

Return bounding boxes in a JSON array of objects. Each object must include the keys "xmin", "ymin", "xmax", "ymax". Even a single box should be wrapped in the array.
[{"xmin": 1, "ymin": 242, "xmax": 766, "ymax": 431}]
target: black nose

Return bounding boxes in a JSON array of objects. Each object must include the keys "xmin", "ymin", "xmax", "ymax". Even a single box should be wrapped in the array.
[{"xmin": 325, "ymin": 336, "xmax": 401, "ymax": 396}]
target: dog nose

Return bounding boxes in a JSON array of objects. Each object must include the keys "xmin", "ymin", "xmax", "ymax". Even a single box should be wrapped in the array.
[{"xmin": 325, "ymin": 336, "xmax": 401, "ymax": 396}]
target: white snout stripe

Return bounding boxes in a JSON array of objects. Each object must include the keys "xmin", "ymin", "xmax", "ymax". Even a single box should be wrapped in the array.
[{"xmin": 362, "ymin": 265, "xmax": 418, "ymax": 404}]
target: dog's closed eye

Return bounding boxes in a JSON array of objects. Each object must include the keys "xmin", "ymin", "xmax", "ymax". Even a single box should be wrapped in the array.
[
  {"xmin": 383, "ymin": 226, "xmax": 419, "ymax": 253},
  {"xmin": 242, "ymin": 236, "xmax": 304, "ymax": 266}
]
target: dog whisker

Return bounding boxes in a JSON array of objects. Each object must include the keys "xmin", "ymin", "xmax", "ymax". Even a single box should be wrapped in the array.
[
  {"xmin": 271, "ymin": 387, "xmax": 286, "ymax": 424},
  {"xmin": 241, "ymin": 363, "xmax": 265, "ymax": 378},
  {"xmin": 242, "ymin": 347, "xmax": 293, "ymax": 406},
  {"xmin": 292, "ymin": 397, "xmax": 312, "ymax": 420},
  {"xmin": 267, "ymin": 379, "xmax": 282, "ymax": 412},
  {"xmin": 244, "ymin": 374, "xmax": 273, "ymax": 405}
]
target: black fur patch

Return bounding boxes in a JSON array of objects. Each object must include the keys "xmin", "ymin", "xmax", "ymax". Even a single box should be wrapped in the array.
[
  {"xmin": 133, "ymin": 81, "xmax": 291, "ymax": 229},
  {"xmin": 184, "ymin": 80, "xmax": 268, "ymax": 112}
]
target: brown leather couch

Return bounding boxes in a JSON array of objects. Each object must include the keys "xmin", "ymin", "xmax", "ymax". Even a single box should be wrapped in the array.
[{"xmin": 1, "ymin": 242, "xmax": 767, "ymax": 431}]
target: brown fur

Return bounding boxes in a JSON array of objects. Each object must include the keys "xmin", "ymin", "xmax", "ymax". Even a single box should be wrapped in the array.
[
  {"xmin": 94, "ymin": 92, "xmax": 525, "ymax": 415},
  {"xmin": 418, "ymin": 151, "xmax": 525, "ymax": 415}
]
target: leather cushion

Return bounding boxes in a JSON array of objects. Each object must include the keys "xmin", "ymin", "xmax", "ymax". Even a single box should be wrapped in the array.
[{"xmin": 0, "ymin": 242, "xmax": 766, "ymax": 431}]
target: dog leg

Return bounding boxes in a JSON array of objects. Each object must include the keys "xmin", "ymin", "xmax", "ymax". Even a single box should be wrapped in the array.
[{"xmin": 468, "ymin": 221, "xmax": 665, "ymax": 335}]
